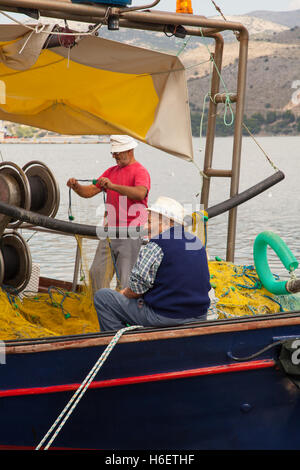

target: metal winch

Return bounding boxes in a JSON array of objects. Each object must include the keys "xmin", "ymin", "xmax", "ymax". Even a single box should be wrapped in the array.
[
  {"xmin": 0, "ymin": 231, "xmax": 32, "ymax": 293},
  {"xmin": 0, "ymin": 160, "xmax": 60, "ymax": 292}
]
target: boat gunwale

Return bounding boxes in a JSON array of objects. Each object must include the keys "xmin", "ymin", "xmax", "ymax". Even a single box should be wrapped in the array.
[{"xmin": 4, "ymin": 310, "xmax": 300, "ymax": 354}]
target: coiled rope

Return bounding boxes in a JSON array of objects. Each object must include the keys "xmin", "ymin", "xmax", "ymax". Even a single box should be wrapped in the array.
[{"xmin": 35, "ymin": 324, "xmax": 142, "ymax": 450}]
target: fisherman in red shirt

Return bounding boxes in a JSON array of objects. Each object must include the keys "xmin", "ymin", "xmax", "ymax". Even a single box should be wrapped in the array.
[{"xmin": 67, "ymin": 135, "xmax": 151, "ymax": 292}]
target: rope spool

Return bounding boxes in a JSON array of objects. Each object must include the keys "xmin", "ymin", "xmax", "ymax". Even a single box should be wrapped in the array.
[
  {"xmin": 0, "ymin": 160, "xmax": 59, "ymax": 292},
  {"xmin": 0, "ymin": 161, "xmax": 31, "ymax": 230},
  {"xmin": 0, "ymin": 161, "xmax": 60, "ymax": 233},
  {"xmin": 0, "ymin": 231, "xmax": 32, "ymax": 293},
  {"xmin": 22, "ymin": 161, "xmax": 60, "ymax": 218}
]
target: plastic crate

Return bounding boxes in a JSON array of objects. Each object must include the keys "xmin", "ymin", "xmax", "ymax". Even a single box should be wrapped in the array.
[{"xmin": 71, "ymin": 0, "xmax": 132, "ymax": 5}]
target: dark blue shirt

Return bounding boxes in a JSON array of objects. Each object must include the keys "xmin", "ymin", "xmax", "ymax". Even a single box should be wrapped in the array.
[{"xmin": 143, "ymin": 225, "xmax": 211, "ymax": 319}]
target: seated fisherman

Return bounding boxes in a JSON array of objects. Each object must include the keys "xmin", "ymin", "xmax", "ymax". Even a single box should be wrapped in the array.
[{"xmin": 94, "ymin": 196, "xmax": 211, "ymax": 331}]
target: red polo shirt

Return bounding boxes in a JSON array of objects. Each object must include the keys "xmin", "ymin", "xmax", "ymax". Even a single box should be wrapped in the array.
[{"xmin": 96, "ymin": 161, "xmax": 151, "ymax": 227}]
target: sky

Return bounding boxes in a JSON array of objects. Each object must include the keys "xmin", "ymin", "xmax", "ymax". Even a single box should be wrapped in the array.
[
  {"xmin": 5, "ymin": 0, "xmax": 300, "ymax": 24},
  {"xmin": 154, "ymin": 0, "xmax": 300, "ymax": 16}
]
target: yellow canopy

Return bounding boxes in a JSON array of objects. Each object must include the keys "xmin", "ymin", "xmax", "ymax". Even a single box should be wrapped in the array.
[{"xmin": 0, "ymin": 24, "xmax": 194, "ymax": 160}]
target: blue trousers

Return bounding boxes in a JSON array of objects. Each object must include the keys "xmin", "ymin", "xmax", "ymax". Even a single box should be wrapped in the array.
[{"xmin": 94, "ymin": 288, "xmax": 207, "ymax": 332}]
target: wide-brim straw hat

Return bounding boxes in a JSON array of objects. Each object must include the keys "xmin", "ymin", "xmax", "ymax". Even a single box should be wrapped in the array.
[
  {"xmin": 110, "ymin": 135, "xmax": 138, "ymax": 153},
  {"xmin": 148, "ymin": 196, "xmax": 185, "ymax": 225}
]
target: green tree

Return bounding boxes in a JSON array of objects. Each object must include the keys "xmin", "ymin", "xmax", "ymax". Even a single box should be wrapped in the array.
[
  {"xmin": 266, "ymin": 111, "xmax": 277, "ymax": 124},
  {"xmin": 281, "ymin": 110, "xmax": 295, "ymax": 123},
  {"xmin": 242, "ymin": 115, "xmax": 262, "ymax": 135},
  {"xmin": 251, "ymin": 113, "xmax": 265, "ymax": 125}
]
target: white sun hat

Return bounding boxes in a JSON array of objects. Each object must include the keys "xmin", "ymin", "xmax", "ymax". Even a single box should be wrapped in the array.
[
  {"xmin": 148, "ymin": 196, "xmax": 185, "ymax": 225},
  {"xmin": 110, "ymin": 135, "xmax": 138, "ymax": 153}
]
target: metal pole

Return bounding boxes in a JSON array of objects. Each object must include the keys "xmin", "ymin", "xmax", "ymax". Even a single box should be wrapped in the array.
[
  {"xmin": 226, "ymin": 28, "xmax": 249, "ymax": 262},
  {"xmin": 71, "ymin": 241, "xmax": 81, "ymax": 292},
  {"xmin": 119, "ymin": 0, "xmax": 161, "ymax": 13},
  {"xmin": 200, "ymin": 34, "xmax": 223, "ymax": 209}
]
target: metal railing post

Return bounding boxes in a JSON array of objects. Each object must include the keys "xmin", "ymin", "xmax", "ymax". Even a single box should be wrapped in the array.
[
  {"xmin": 200, "ymin": 34, "xmax": 224, "ymax": 209},
  {"xmin": 71, "ymin": 241, "xmax": 81, "ymax": 292},
  {"xmin": 226, "ymin": 28, "xmax": 249, "ymax": 262}
]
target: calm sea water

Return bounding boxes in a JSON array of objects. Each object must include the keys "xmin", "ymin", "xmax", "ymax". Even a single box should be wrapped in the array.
[{"xmin": 3, "ymin": 136, "xmax": 300, "ymax": 282}]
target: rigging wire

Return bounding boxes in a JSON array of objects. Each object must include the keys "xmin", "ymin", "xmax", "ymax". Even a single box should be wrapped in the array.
[{"xmin": 209, "ymin": 0, "xmax": 280, "ymax": 172}]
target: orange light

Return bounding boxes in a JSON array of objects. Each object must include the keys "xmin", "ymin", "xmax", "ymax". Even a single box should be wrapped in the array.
[{"xmin": 176, "ymin": 0, "xmax": 193, "ymax": 14}]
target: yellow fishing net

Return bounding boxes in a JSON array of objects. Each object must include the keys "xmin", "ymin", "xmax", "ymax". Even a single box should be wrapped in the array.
[
  {"xmin": 208, "ymin": 260, "xmax": 281, "ymax": 319},
  {"xmin": 189, "ymin": 211, "xmax": 284, "ymax": 318},
  {"xmin": 0, "ymin": 235, "xmax": 115, "ymax": 340},
  {"xmin": 0, "ymin": 286, "xmax": 99, "ymax": 340}
]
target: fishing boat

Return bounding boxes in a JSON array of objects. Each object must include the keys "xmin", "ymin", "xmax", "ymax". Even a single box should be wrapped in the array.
[{"xmin": 0, "ymin": 0, "xmax": 299, "ymax": 451}]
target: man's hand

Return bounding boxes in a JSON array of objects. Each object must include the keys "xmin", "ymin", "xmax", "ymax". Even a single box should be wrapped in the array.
[
  {"xmin": 98, "ymin": 175, "xmax": 147, "ymax": 201},
  {"xmin": 119, "ymin": 287, "xmax": 142, "ymax": 299},
  {"xmin": 98, "ymin": 177, "xmax": 113, "ymax": 190},
  {"xmin": 67, "ymin": 178, "xmax": 79, "ymax": 191}
]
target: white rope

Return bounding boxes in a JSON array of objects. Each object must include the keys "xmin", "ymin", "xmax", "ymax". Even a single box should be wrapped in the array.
[
  {"xmin": 67, "ymin": 45, "xmax": 71, "ymax": 68},
  {"xmin": 18, "ymin": 25, "xmax": 46, "ymax": 54},
  {"xmin": 35, "ymin": 324, "xmax": 143, "ymax": 450},
  {"xmin": 18, "ymin": 27, "xmax": 35, "ymax": 54}
]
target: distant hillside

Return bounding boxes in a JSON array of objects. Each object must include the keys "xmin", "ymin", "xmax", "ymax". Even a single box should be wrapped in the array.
[
  {"xmin": 269, "ymin": 25, "xmax": 300, "ymax": 43},
  {"xmin": 249, "ymin": 9, "xmax": 300, "ymax": 28},
  {"xmin": 186, "ymin": 25, "xmax": 300, "ymax": 136},
  {"xmin": 210, "ymin": 14, "xmax": 288, "ymax": 42}
]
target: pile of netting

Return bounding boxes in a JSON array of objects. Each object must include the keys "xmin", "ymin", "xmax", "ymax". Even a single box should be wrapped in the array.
[
  {"xmin": 0, "ymin": 235, "xmax": 102, "ymax": 341},
  {"xmin": 0, "ymin": 285, "xmax": 99, "ymax": 340},
  {"xmin": 208, "ymin": 260, "xmax": 299, "ymax": 319},
  {"xmin": 192, "ymin": 213, "xmax": 298, "ymax": 319}
]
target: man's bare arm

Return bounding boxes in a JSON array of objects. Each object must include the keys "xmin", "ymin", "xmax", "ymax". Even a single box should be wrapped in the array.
[
  {"xmin": 99, "ymin": 177, "xmax": 147, "ymax": 201},
  {"xmin": 67, "ymin": 178, "xmax": 101, "ymax": 198},
  {"xmin": 111, "ymin": 184, "xmax": 148, "ymax": 201}
]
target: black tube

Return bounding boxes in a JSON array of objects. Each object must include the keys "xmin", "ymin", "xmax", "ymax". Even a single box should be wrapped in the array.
[
  {"xmin": 0, "ymin": 200, "xmax": 143, "ymax": 238},
  {"xmin": 206, "ymin": 170, "xmax": 284, "ymax": 219}
]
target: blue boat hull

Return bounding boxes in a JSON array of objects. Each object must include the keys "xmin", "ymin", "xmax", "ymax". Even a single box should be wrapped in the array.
[{"xmin": 1, "ymin": 313, "xmax": 300, "ymax": 450}]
